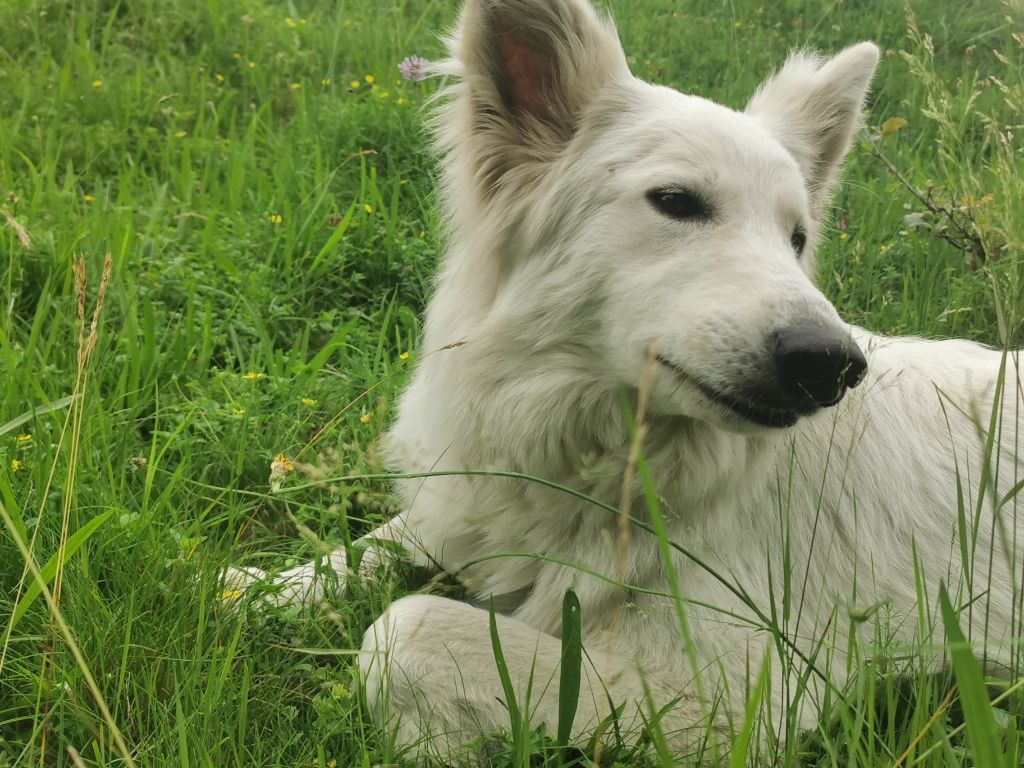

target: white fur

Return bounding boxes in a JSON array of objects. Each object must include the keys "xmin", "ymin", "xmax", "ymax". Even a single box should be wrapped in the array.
[{"xmin": 229, "ymin": 0, "xmax": 1024, "ymax": 758}]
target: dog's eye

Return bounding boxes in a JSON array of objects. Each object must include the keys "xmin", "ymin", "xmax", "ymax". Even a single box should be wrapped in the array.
[
  {"xmin": 647, "ymin": 189, "xmax": 711, "ymax": 221},
  {"xmin": 790, "ymin": 228, "xmax": 807, "ymax": 257}
]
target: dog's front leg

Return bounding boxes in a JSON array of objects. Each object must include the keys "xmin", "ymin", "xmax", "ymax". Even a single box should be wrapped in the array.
[
  {"xmin": 360, "ymin": 595, "xmax": 714, "ymax": 759},
  {"xmin": 223, "ymin": 510, "xmax": 417, "ymax": 607}
]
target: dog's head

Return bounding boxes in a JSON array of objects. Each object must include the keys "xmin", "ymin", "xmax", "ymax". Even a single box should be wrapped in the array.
[{"xmin": 437, "ymin": 0, "xmax": 878, "ymax": 431}]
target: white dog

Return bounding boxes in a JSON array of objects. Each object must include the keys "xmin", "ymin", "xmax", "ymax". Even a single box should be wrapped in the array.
[{"xmin": 230, "ymin": 0, "xmax": 1023, "ymax": 759}]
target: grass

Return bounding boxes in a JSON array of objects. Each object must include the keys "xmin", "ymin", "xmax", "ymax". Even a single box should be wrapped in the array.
[{"xmin": 1, "ymin": 0, "xmax": 1022, "ymax": 764}]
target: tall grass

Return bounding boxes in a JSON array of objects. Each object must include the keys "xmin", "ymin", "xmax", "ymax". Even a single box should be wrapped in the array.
[{"xmin": 1, "ymin": 0, "xmax": 1022, "ymax": 764}]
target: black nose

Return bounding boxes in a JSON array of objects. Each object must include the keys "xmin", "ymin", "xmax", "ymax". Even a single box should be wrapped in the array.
[{"xmin": 773, "ymin": 325, "xmax": 867, "ymax": 408}]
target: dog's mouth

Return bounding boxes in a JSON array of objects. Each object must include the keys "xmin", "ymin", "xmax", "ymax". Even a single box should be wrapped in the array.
[{"xmin": 654, "ymin": 354, "xmax": 810, "ymax": 429}]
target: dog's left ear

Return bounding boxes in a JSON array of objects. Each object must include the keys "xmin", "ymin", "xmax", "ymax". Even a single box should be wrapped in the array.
[{"xmin": 745, "ymin": 43, "xmax": 879, "ymax": 214}]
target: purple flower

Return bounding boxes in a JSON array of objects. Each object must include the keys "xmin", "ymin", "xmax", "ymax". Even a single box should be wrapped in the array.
[{"xmin": 399, "ymin": 55, "xmax": 430, "ymax": 82}]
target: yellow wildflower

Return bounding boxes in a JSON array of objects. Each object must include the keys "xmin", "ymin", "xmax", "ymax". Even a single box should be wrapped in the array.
[
  {"xmin": 839, "ymin": 232, "xmax": 849, "ymax": 241},
  {"xmin": 364, "ymin": 74, "xmax": 375, "ymax": 84},
  {"xmin": 881, "ymin": 116, "xmax": 908, "ymax": 137},
  {"xmin": 83, "ymin": 194, "xmax": 95, "ymax": 203},
  {"xmin": 248, "ymin": 61, "xmax": 256, "ymax": 69},
  {"xmin": 15, "ymin": 433, "xmax": 32, "ymax": 443},
  {"xmin": 350, "ymin": 80, "xmax": 360, "ymax": 89},
  {"xmin": 267, "ymin": 214, "xmax": 282, "ymax": 224},
  {"xmin": 215, "ymin": 73, "xmax": 225, "ymax": 82},
  {"xmin": 360, "ymin": 413, "xmax": 371, "ymax": 424},
  {"xmin": 290, "ymin": 82, "xmax": 301, "ymax": 90},
  {"xmin": 399, "ymin": 351, "xmax": 410, "ymax": 360},
  {"xmin": 241, "ymin": 371, "xmax": 265, "ymax": 380},
  {"xmin": 397, "ymin": 97, "xmax": 407, "ymax": 105},
  {"xmin": 92, "ymin": 79, "xmax": 102, "ymax": 88},
  {"xmin": 232, "ymin": 52, "xmax": 242, "ymax": 60},
  {"xmin": 378, "ymin": 90, "xmax": 390, "ymax": 99},
  {"xmin": 301, "ymin": 397, "xmax": 317, "ymax": 406},
  {"xmin": 231, "ymin": 407, "xmax": 246, "ymax": 416},
  {"xmin": 363, "ymin": 203, "xmax": 373, "ymax": 214},
  {"xmin": 321, "ymin": 78, "xmax": 332, "ymax": 86},
  {"xmin": 10, "ymin": 458, "xmax": 23, "ymax": 472},
  {"xmin": 880, "ymin": 243, "xmax": 893, "ymax": 254},
  {"xmin": 285, "ymin": 16, "xmax": 297, "ymax": 28},
  {"xmin": 221, "ymin": 588, "xmax": 242, "ymax": 601}
]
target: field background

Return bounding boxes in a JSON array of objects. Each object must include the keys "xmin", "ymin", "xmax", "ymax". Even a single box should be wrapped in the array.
[{"xmin": 1, "ymin": 0, "xmax": 1022, "ymax": 765}]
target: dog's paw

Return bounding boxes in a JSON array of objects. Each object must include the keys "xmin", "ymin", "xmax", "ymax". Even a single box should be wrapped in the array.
[
  {"xmin": 219, "ymin": 564, "xmax": 268, "ymax": 603},
  {"xmin": 219, "ymin": 556, "xmax": 348, "ymax": 610},
  {"xmin": 218, "ymin": 542, "xmax": 406, "ymax": 611},
  {"xmin": 351, "ymin": 537, "xmax": 410, "ymax": 583},
  {"xmin": 266, "ymin": 560, "xmax": 345, "ymax": 607}
]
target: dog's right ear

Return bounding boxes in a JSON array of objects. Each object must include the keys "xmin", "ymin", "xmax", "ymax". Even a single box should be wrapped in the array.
[{"xmin": 440, "ymin": 0, "xmax": 629, "ymax": 197}]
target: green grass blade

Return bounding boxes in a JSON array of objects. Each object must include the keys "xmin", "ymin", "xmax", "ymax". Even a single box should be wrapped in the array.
[
  {"xmin": 998, "ymin": 477, "xmax": 1024, "ymax": 510},
  {"xmin": 488, "ymin": 598, "xmax": 522, "ymax": 735},
  {"xmin": 729, "ymin": 656, "xmax": 770, "ymax": 768},
  {"xmin": 175, "ymin": 692, "xmax": 192, "ymax": 768},
  {"xmin": 0, "ymin": 395, "xmax": 77, "ymax": 439},
  {"xmin": 308, "ymin": 201, "xmax": 356, "ymax": 276},
  {"xmin": 557, "ymin": 587, "xmax": 582, "ymax": 749},
  {"xmin": 938, "ymin": 583, "xmax": 1004, "ymax": 768},
  {"xmin": 8, "ymin": 510, "xmax": 113, "ymax": 632},
  {"xmin": 0, "ymin": 470, "xmax": 26, "ymax": 544}
]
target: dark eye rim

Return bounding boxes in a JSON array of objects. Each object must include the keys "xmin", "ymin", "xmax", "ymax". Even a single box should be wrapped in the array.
[
  {"xmin": 790, "ymin": 227, "xmax": 808, "ymax": 257},
  {"xmin": 646, "ymin": 188, "xmax": 713, "ymax": 221}
]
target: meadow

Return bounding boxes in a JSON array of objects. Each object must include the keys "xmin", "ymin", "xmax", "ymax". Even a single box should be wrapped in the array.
[{"xmin": 1, "ymin": 0, "xmax": 1022, "ymax": 765}]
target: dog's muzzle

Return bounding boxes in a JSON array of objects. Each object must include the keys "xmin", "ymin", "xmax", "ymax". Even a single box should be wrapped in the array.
[
  {"xmin": 771, "ymin": 324, "xmax": 867, "ymax": 409},
  {"xmin": 656, "ymin": 324, "xmax": 867, "ymax": 429}
]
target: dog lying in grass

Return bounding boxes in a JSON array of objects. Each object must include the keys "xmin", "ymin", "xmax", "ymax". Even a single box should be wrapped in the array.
[{"xmin": 228, "ymin": 0, "xmax": 1023, "ymax": 759}]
